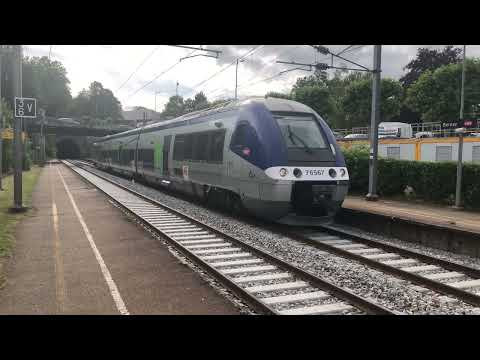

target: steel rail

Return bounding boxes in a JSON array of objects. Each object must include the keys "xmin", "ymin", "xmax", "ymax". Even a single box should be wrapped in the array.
[
  {"xmin": 280, "ymin": 225, "xmax": 480, "ymax": 308},
  {"xmin": 63, "ymin": 160, "xmax": 395, "ymax": 315}
]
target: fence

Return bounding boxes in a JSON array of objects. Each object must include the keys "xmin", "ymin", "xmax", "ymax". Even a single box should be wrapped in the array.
[{"xmin": 334, "ymin": 121, "xmax": 480, "ymax": 138}]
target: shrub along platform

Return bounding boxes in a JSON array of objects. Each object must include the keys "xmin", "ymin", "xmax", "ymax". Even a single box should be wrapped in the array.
[{"xmin": 343, "ymin": 146, "xmax": 480, "ymax": 210}]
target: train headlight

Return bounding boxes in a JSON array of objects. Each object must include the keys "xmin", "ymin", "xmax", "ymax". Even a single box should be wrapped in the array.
[
  {"xmin": 279, "ymin": 168, "xmax": 288, "ymax": 177},
  {"xmin": 340, "ymin": 168, "xmax": 346, "ymax": 177},
  {"xmin": 293, "ymin": 168, "xmax": 302, "ymax": 178},
  {"xmin": 329, "ymin": 168, "xmax": 337, "ymax": 178}
]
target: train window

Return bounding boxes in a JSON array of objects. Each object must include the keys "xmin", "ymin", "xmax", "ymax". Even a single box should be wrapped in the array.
[
  {"xmin": 274, "ymin": 114, "xmax": 327, "ymax": 150},
  {"xmin": 173, "ymin": 134, "xmax": 185, "ymax": 160},
  {"xmin": 193, "ymin": 132, "xmax": 210, "ymax": 161},
  {"xmin": 230, "ymin": 123, "xmax": 260, "ymax": 158},
  {"xmin": 184, "ymin": 134, "xmax": 193, "ymax": 160},
  {"xmin": 140, "ymin": 149, "xmax": 154, "ymax": 168},
  {"xmin": 209, "ymin": 130, "xmax": 225, "ymax": 163}
]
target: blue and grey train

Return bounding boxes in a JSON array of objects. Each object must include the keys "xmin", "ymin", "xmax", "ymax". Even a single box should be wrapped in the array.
[{"xmin": 92, "ymin": 97, "xmax": 349, "ymax": 224}]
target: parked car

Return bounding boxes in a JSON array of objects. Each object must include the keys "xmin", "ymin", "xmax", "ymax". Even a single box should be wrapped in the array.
[
  {"xmin": 378, "ymin": 122, "xmax": 413, "ymax": 138},
  {"xmin": 333, "ymin": 131, "xmax": 344, "ymax": 140},
  {"xmin": 415, "ymin": 131, "xmax": 434, "ymax": 139},
  {"xmin": 344, "ymin": 133, "xmax": 368, "ymax": 140}
]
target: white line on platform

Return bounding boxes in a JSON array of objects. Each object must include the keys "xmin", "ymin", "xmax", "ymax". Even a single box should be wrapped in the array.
[{"xmin": 57, "ymin": 167, "xmax": 130, "ymax": 315}]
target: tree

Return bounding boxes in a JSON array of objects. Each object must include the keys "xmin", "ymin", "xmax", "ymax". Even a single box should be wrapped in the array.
[
  {"xmin": 70, "ymin": 81, "xmax": 123, "ymax": 121},
  {"xmin": 21, "ymin": 56, "xmax": 72, "ymax": 117},
  {"xmin": 400, "ymin": 46, "xmax": 462, "ymax": 89},
  {"xmin": 405, "ymin": 59, "xmax": 480, "ymax": 123},
  {"xmin": 341, "ymin": 78, "xmax": 403, "ymax": 128},
  {"xmin": 193, "ymin": 92, "xmax": 209, "ymax": 111},
  {"xmin": 161, "ymin": 95, "xmax": 185, "ymax": 118},
  {"xmin": 265, "ymin": 91, "xmax": 291, "ymax": 99},
  {"xmin": 292, "ymin": 85, "xmax": 337, "ymax": 125},
  {"xmin": 291, "ymin": 69, "xmax": 328, "ymax": 92}
]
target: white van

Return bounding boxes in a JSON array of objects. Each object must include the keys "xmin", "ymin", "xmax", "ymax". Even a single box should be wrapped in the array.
[{"xmin": 378, "ymin": 122, "xmax": 412, "ymax": 139}]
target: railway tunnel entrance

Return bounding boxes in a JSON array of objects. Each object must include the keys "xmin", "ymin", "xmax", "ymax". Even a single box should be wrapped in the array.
[{"xmin": 56, "ymin": 138, "xmax": 82, "ymax": 159}]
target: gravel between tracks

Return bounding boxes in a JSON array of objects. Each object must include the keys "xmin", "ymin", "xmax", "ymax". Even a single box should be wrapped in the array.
[{"xmin": 82, "ymin": 166, "xmax": 480, "ymax": 315}]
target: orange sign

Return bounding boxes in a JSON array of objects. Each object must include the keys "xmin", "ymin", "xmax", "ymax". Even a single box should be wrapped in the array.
[{"xmin": 1, "ymin": 129, "xmax": 27, "ymax": 140}]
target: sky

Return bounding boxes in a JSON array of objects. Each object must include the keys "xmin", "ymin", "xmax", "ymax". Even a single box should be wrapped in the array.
[{"xmin": 24, "ymin": 45, "xmax": 480, "ymax": 113}]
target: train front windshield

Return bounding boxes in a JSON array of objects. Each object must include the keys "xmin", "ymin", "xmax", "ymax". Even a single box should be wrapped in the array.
[{"xmin": 274, "ymin": 114, "xmax": 328, "ymax": 151}]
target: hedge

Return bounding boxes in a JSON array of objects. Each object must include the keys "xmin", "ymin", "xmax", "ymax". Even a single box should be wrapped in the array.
[{"xmin": 343, "ymin": 145, "xmax": 480, "ymax": 209}]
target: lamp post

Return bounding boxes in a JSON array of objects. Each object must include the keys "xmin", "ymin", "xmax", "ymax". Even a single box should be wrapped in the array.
[
  {"xmin": 454, "ymin": 45, "xmax": 467, "ymax": 209},
  {"xmin": 154, "ymin": 90, "xmax": 160, "ymax": 113},
  {"xmin": 0, "ymin": 49, "xmax": 3, "ymax": 190},
  {"xmin": 366, "ymin": 45, "xmax": 382, "ymax": 201},
  {"xmin": 308, "ymin": 45, "xmax": 383, "ymax": 200},
  {"xmin": 235, "ymin": 58, "xmax": 245, "ymax": 100}
]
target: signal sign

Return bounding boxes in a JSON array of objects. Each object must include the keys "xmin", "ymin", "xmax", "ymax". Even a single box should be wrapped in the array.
[{"xmin": 14, "ymin": 97, "xmax": 37, "ymax": 118}]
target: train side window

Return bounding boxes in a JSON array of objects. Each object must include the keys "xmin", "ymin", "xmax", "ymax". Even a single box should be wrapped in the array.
[
  {"xmin": 230, "ymin": 123, "xmax": 259, "ymax": 158},
  {"xmin": 184, "ymin": 134, "xmax": 193, "ymax": 160},
  {"xmin": 140, "ymin": 149, "xmax": 154, "ymax": 168},
  {"xmin": 209, "ymin": 130, "xmax": 225, "ymax": 163},
  {"xmin": 173, "ymin": 134, "xmax": 185, "ymax": 160},
  {"xmin": 193, "ymin": 132, "xmax": 210, "ymax": 161}
]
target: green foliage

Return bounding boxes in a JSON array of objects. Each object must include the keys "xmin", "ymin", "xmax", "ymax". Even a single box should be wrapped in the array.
[
  {"xmin": 400, "ymin": 46, "xmax": 462, "ymax": 88},
  {"xmin": 405, "ymin": 59, "xmax": 480, "ymax": 122},
  {"xmin": 70, "ymin": 81, "xmax": 123, "ymax": 121},
  {"xmin": 292, "ymin": 85, "xmax": 337, "ymax": 125},
  {"xmin": 1, "ymin": 98, "xmax": 14, "ymax": 128},
  {"xmin": 22, "ymin": 56, "xmax": 72, "ymax": 117},
  {"xmin": 291, "ymin": 69, "xmax": 328, "ymax": 91},
  {"xmin": 265, "ymin": 91, "xmax": 291, "ymax": 99},
  {"xmin": 341, "ymin": 78, "xmax": 403, "ymax": 128},
  {"xmin": 161, "ymin": 95, "xmax": 185, "ymax": 118},
  {"xmin": 343, "ymin": 147, "xmax": 480, "ymax": 209},
  {"xmin": 161, "ymin": 92, "xmax": 216, "ymax": 119}
]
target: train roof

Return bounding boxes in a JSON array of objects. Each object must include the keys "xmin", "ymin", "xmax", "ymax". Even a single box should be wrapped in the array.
[{"xmin": 95, "ymin": 97, "xmax": 315, "ymax": 142}]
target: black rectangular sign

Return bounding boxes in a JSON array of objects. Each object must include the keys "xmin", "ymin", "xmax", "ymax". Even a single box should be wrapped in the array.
[{"xmin": 14, "ymin": 97, "xmax": 37, "ymax": 118}]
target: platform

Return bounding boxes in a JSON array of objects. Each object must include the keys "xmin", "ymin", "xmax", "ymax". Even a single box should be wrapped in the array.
[
  {"xmin": 0, "ymin": 163, "xmax": 239, "ymax": 315},
  {"xmin": 343, "ymin": 196, "xmax": 480, "ymax": 234}
]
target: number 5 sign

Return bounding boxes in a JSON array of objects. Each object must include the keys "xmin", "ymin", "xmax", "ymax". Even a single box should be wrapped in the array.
[{"xmin": 15, "ymin": 97, "xmax": 37, "ymax": 118}]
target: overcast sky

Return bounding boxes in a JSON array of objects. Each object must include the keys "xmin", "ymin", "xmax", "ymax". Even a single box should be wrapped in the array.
[{"xmin": 24, "ymin": 45, "xmax": 480, "ymax": 113}]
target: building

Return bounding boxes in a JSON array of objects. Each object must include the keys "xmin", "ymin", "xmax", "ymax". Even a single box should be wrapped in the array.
[{"xmin": 121, "ymin": 107, "xmax": 163, "ymax": 127}]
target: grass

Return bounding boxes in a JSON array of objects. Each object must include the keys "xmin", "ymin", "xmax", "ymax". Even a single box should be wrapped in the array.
[{"xmin": 0, "ymin": 166, "xmax": 42, "ymax": 259}]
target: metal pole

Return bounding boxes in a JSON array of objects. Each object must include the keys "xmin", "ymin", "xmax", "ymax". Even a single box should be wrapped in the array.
[
  {"xmin": 455, "ymin": 45, "xmax": 467, "ymax": 209},
  {"xmin": 12, "ymin": 45, "xmax": 24, "ymax": 211},
  {"xmin": 0, "ymin": 52, "xmax": 3, "ymax": 191},
  {"xmin": 366, "ymin": 45, "xmax": 382, "ymax": 201},
  {"xmin": 40, "ymin": 109, "xmax": 45, "ymax": 166},
  {"xmin": 235, "ymin": 59, "xmax": 239, "ymax": 100}
]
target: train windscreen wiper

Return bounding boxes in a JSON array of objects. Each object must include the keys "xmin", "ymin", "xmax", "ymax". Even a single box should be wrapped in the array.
[{"xmin": 287, "ymin": 125, "xmax": 313, "ymax": 154}]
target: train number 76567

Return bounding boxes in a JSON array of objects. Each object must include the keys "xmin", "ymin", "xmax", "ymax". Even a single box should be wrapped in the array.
[{"xmin": 305, "ymin": 169, "xmax": 324, "ymax": 176}]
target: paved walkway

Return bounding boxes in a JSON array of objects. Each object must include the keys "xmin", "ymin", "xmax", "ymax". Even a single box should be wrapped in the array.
[
  {"xmin": 343, "ymin": 195, "xmax": 480, "ymax": 234},
  {"xmin": 0, "ymin": 164, "xmax": 239, "ymax": 315}
]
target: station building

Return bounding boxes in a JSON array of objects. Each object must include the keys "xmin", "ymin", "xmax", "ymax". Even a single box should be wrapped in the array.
[{"xmin": 338, "ymin": 137, "xmax": 480, "ymax": 163}]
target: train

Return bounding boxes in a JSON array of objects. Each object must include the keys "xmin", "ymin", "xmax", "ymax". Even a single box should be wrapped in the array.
[{"xmin": 91, "ymin": 97, "xmax": 349, "ymax": 225}]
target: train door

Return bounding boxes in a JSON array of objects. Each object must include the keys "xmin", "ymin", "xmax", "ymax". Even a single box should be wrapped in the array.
[
  {"xmin": 229, "ymin": 121, "xmax": 260, "ymax": 199},
  {"xmin": 163, "ymin": 135, "xmax": 172, "ymax": 177}
]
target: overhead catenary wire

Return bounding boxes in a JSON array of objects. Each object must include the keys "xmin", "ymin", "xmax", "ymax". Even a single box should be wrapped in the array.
[
  {"xmin": 117, "ymin": 45, "xmax": 162, "ymax": 92},
  {"xmin": 185, "ymin": 45, "xmax": 263, "ymax": 97},
  {"xmin": 206, "ymin": 45, "xmax": 306, "ymax": 98},
  {"xmin": 124, "ymin": 49, "xmax": 197, "ymax": 101}
]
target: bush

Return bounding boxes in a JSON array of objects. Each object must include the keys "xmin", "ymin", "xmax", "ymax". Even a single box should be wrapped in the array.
[{"xmin": 343, "ymin": 147, "xmax": 480, "ymax": 209}]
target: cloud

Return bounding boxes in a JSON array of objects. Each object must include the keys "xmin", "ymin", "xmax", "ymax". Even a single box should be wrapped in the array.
[{"xmin": 25, "ymin": 45, "xmax": 478, "ymax": 112}]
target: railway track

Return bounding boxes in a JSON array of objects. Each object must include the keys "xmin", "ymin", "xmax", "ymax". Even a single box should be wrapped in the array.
[
  {"xmin": 62, "ymin": 160, "xmax": 395, "ymax": 315},
  {"xmin": 281, "ymin": 225, "xmax": 480, "ymax": 308}
]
